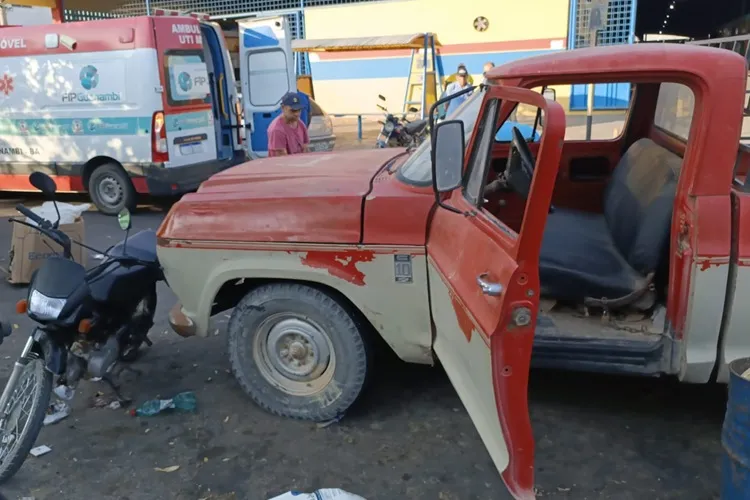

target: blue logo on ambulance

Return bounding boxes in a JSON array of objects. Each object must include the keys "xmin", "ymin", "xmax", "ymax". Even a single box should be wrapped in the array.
[
  {"xmin": 80, "ymin": 65, "xmax": 99, "ymax": 90},
  {"xmin": 178, "ymin": 72, "xmax": 192, "ymax": 92}
]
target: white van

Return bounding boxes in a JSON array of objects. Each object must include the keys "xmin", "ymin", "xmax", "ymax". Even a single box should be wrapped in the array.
[{"xmin": 0, "ymin": 12, "xmax": 244, "ymax": 214}]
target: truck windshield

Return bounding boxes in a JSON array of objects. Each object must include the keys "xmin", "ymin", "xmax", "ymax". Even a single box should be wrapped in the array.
[{"xmin": 398, "ymin": 91, "xmax": 484, "ymax": 185}]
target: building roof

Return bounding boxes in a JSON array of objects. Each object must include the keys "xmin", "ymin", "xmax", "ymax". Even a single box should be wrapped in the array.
[{"xmin": 291, "ymin": 33, "xmax": 441, "ymax": 52}]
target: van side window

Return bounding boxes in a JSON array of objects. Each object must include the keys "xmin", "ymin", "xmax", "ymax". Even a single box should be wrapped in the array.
[
  {"xmin": 246, "ymin": 49, "xmax": 290, "ymax": 107},
  {"xmin": 165, "ymin": 50, "xmax": 211, "ymax": 107},
  {"xmin": 654, "ymin": 83, "xmax": 695, "ymax": 141}
]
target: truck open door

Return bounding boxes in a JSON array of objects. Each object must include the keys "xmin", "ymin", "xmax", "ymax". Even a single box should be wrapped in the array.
[
  {"xmin": 238, "ymin": 16, "xmax": 295, "ymax": 158},
  {"xmin": 426, "ymin": 86, "xmax": 565, "ymax": 499}
]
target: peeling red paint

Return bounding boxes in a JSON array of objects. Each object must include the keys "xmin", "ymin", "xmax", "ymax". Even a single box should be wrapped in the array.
[
  {"xmin": 698, "ymin": 260, "xmax": 729, "ymax": 271},
  {"xmin": 449, "ymin": 291, "xmax": 474, "ymax": 342},
  {"xmin": 700, "ymin": 261, "xmax": 718, "ymax": 271},
  {"xmin": 300, "ymin": 250, "xmax": 375, "ymax": 286}
]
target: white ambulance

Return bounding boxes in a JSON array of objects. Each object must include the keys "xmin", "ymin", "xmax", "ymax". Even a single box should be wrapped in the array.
[{"xmin": 0, "ymin": 11, "xmax": 245, "ymax": 214}]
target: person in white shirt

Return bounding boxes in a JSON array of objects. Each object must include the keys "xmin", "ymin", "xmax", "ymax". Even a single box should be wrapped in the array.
[
  {"xmin": 443, "ymin": 67, "xmax": 472, "ymax": 116},
  {"xmin": 482, "ymin": 61, "xmax": 495, "ymax": 85}
]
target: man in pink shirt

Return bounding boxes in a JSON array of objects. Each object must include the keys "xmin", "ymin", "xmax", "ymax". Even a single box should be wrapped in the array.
[{"xmin": 267, "ymin": 92, "xmax": 310, "ymax": 157}]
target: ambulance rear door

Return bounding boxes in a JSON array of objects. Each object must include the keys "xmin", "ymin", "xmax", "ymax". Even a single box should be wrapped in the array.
[
  {"xmin": 153, "ymin": 16, "xmax": 218, "ymax": 168},
  {"xmin": 238, "ymin": 16, "xmax": 295, "ymax": 158}
]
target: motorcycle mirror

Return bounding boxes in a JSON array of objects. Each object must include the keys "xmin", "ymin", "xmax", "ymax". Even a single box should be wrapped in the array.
[
  {"xmin": 117, "ymin": 208, "xmax": 132, "ymax": 231},
  {"xmin": 377, "ymin": 104, "xmax": 387, "ymax": 112},
  {"xmin": 378, "ymin": 94, "xmax": 386, "ymax": 101},
  {"xmin": 29, "ymin": 172, "xmax": 57, "ymax": 198},
  {"xmin": 408, "ymin": 107, "xmax": 418, "ymax": 113}
]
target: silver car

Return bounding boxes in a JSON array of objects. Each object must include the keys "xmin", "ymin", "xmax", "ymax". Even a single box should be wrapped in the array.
[{"xmin": 307, "ymin": 97, "xmax": 336, "ymax": 152}]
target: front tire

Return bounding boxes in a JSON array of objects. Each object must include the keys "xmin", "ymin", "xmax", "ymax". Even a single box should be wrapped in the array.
[
  {"xmin": 0, "ymin": 357, "xmax": 52, "ymax": 484},
  {"xmin": 88, "ymin": 163, "xmax": 137, "ymax": 216},
  {"xmin": 227, "ymin": 283, "xmax": 370, "ymax": 422}
]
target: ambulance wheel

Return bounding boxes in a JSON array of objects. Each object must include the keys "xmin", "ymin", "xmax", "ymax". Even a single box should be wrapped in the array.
[
  {"xmin": 227, "ymin": 283, "xmax": 371, "ymax": 422},
  {"xmin": 88, "ymin": 164, "xmax": 137, "ymax": 216}
]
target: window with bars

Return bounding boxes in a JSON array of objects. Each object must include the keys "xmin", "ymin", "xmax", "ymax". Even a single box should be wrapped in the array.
[
  {"xmin": 571, "ymin": 0, "xmax": 635, "ymax": 49},
  {"xmin": 569, "ymin": 0, "xmax": 636, "ymax": 111}
]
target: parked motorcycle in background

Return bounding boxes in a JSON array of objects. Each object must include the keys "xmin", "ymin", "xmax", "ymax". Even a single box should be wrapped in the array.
[
  {"xmin": 0, "ymin": 172, "xmax": 164, "ymax": 483},
  {"xmin": 375, "ymin": 94, "xmax": 429, "ymax": 149}
]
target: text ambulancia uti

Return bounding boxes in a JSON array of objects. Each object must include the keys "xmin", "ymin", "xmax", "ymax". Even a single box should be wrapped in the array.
[
  {"xmin": 172, "ymin": 23, "xmax": 202, "ymax": 44},
  {"xmin": 61, "ymin": 92, "xmax": 122, "ymax": 103}
]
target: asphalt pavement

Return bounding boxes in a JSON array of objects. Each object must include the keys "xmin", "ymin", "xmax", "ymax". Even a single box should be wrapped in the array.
[{"xmin": 0, "ymin": 203, "xmax": 728, "ymax": 500}]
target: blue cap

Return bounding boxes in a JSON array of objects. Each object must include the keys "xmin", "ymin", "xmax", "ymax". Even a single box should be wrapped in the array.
[{"xmin": 281, "ymin": 92, "xmax": 304, "ymax": 110}]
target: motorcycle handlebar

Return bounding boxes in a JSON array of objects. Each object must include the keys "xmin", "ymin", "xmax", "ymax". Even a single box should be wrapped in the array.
[{"xmin": 15, "ymin": 204, "xmax": 47, "ymax": 228}]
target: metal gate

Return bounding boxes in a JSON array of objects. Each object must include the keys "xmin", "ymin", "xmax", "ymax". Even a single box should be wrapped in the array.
[
  {"xmin": 64, "ymin": 9, "xmax": 122, "ymax": 21},
  {"xmin": 688, "ymin": 34, "xmax": 750, "ymax": 144},
  {"xmin": 567, "ymin": 0, "xmax": 637, "ymax": 111}
]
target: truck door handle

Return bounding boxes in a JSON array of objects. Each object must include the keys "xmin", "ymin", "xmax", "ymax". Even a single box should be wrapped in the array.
[{"xmin": 476, "ymin": 273, "xmax": 503, "ymax": 296}]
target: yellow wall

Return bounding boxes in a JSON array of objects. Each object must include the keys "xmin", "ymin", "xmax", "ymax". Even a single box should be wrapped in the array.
[
  {"xmin": 303, "ymin": 0, "xmax": 571, "ymax": 114},
  {"xmin": 305, "ymin": 0, "xmax": 569, "ymax": 42}
]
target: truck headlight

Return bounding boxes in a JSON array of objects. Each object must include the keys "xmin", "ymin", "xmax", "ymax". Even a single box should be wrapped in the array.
[{"xmin": 28, "ymin": 289, "xmax": 66, "ymax": 320}]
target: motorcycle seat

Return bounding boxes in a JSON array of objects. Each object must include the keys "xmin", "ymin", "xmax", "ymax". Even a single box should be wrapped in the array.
[{"xmin": 404, "ymin": 119, "xmax": 428, "ymax": 135}]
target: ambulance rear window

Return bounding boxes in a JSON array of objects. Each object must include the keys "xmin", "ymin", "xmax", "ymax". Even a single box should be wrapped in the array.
[{"xmin": 165, "ymin": 50, "xmax": 211, "ymax": 107}]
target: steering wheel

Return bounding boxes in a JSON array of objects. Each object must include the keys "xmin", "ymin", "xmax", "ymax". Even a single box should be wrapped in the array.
[{"xmin": 505, "ymin": 126, "xmax": 556, "ymax": 213}]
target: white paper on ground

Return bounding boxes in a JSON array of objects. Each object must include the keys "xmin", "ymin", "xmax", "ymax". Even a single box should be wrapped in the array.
[
  {"xmin": 30, "ymin": 444, "xmax": 52, "ymax": 457},
  {"xmin": 43, "ymin": 401, "xmax": 70, "ymax": 426}
]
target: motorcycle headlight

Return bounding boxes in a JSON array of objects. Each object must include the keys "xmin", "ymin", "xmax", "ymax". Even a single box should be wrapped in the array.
[
  {"xmin": 28, "ymin": 289, "xmax": 66, "ymax": 320},
  {"xmin": 382, "ymin": 121, "xmax": 394, "ymax": 133}
]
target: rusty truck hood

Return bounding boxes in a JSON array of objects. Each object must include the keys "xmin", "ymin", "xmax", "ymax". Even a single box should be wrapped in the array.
[{"xmin": 157, "ymin": 148, "xmax": 406, "ymax": 244}]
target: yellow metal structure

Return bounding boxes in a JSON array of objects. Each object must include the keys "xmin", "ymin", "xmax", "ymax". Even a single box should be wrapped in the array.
[
  {"xmin": 297, "ymin": 75, "xmax": 315, "ymax": 99},
  {"xmin": 402, "ymin": 37, "xmax": 440, "ymax": 116},
  {"xmin": 292, "ymin": 33, "xmax": 444, "ymax": 119},
  {"xmin": 9, "ymin": 0, "xmax": 56, "ymax": 7}
]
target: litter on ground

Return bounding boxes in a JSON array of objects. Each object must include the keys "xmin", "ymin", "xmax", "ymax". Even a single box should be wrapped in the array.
[{"xmin": 29, "ymin": 445, "xmax": 52, "ymax": 457}]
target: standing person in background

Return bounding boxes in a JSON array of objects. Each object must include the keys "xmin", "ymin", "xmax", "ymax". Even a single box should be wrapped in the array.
[
  {"xmin": 443, "ymin": 63, "xmax": 474, "ymax": 91},
  {"xmin": 482, "ymin": 61, "xmax": 495, "ymax": 85},
  {"xmin": 443, "ymin": 66, "xmax": 473, "ymax": 117},
  {"xmin": 268, "ymin": 92, "xmax": 310, "ymax": 157}
]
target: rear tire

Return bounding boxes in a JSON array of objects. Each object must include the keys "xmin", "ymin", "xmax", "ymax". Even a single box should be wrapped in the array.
[
  {"xmin": 88, "ymin": 163, "xmax": 137, "ymax": 216},
  {"xmin": 227, "ymin": 283, "xmax": 370, "ymax": 422},
  {"xmin": 0, "ymin": 357, "xmax": 53, "ymax": 484}
]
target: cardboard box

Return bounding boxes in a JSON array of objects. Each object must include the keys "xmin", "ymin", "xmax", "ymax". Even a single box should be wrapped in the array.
[{"xmin": 7, "ymin": 217, "xmax": 87, "ymax": 285}]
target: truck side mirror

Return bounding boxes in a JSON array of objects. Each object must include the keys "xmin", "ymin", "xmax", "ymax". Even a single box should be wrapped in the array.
[{"xmin": 431, "ymin": 119, "xmax": 465, "ymax": 193}]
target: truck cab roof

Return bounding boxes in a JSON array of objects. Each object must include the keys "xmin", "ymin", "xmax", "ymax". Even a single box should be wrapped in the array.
[{"xmin": 488, "ymin": 43, "xmax": 746, "ymax": 83}]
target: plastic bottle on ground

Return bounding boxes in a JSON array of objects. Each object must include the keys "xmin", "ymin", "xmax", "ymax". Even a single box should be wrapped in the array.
[{"xmin": 130, "ymin": 391, "xmax": 197, "ymax": 417}]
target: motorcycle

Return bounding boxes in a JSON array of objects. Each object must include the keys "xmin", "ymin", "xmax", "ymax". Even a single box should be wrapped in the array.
[
  {"xmin": 375, "ymin": 94, "xmax": 429, "ymax": 149},
  {"xmin": 0, "ymin": 172, "xmax": 163, "ymax": 483}
]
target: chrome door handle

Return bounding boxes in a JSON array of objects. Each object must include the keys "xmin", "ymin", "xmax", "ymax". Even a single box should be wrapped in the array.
[{"xmin": 476, "ymin": 273, "xmax": 503, "ymax": 296}]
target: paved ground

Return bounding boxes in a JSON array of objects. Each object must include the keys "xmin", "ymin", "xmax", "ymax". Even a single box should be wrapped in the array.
[{"xmin": 0, "ymin": 127, "xmax": 730, "ymax": 499}]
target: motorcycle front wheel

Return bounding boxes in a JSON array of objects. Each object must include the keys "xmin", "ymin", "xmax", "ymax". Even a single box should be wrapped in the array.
[{"xmin": 0, "ymin": 355, "xmax": 52, "ymax": 483}]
